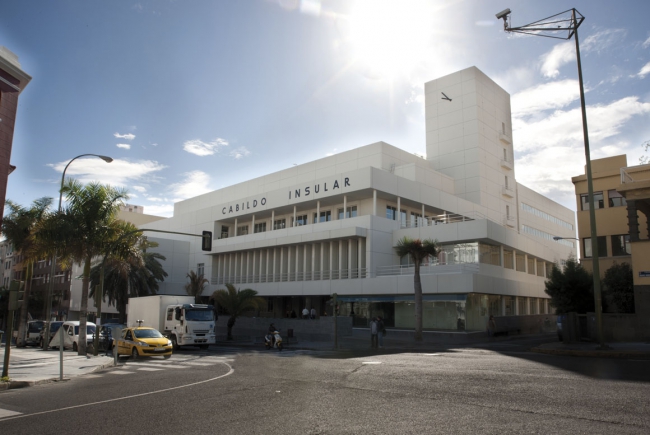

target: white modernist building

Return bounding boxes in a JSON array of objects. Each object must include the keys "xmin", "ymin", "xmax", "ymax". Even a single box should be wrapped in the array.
[{"xmin": 138, "ymin": 66, "xmax": 576, "ymax": 331}]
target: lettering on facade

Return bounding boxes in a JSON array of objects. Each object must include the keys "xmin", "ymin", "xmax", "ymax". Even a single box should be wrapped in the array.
[
  {"xmin": 222, "ymin": 197, "xmax": 266, "ymax": 215},
  {"xmin": 289, "ymin": 177, "xmax": 350, "ymax": 200}
]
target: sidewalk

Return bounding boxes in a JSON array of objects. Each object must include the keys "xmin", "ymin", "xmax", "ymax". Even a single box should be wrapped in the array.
[
  {"xmin": 0, "ymin": 344, "xmax": 114, "ymax": 391},
  {"xmin": 531, "ymin": 341, "xmax": 650, "ymax": 359}
]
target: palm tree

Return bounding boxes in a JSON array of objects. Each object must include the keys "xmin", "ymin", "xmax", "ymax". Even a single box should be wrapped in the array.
[
  {"xmin": 2, "ymin": 197, "xmax": 53, "ymax": 346},
  {"xmin": 211, "ymin": 283, "xmax": 264, "ymax": 340},
  {"xmin": 185, "ymin": 270, "xmax": 209, "ymax": 304},
  {"xmin": 394, "ymin": 237, "xmax": 438, "ymax": 341},
  {"xmin": 39, "ymin": 180, "xmax": 128, "ymax": 355},
  {"xmin": 90, "ymin": 230, "xmax": 167, "ymax": 323}
]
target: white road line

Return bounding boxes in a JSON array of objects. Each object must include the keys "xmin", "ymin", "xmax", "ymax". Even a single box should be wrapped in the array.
[
  {"xmin": 0, "ymin": 363, "xmax": 234, "ymax": 422},
  {"xmin": 124, "ymin": 362, "xmax": 189, "ymax": 369},
  {"xmin": 181, "ymin": 362, "xmax": 214, "ymax": 366},
  {"xmin": 108, "ymin": 371, "xmax": 134, "ymax": 375},
  {"xmin": 362, "ymin": 361, "xmax": 382, "ymax": 364},
  {"xmin": 137, "ymin": 368, "xmax": 164, "ymax": 371},
  {"xmin": 0, "ymin": 409, "xmax": 23, "ymax": 419}
]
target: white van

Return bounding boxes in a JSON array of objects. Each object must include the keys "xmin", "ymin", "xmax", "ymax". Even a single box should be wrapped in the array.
[{"xmin": 52, "ymin": 321, "xmax": 96, "ymax": 352}]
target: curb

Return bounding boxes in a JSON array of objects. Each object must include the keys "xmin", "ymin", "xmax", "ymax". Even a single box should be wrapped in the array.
[{"xmin": 531, "ymin": 347, "xmax": 650, "ymax": 359}]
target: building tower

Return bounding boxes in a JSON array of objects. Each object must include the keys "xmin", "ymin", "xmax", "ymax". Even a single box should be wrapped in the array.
[{"xmin": 425, "ymin": 66, "xmax": 516, "ymax": 226}]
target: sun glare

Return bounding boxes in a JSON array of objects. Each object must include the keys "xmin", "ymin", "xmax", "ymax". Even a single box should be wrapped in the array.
[{"xmin": 348, "ymin": 1, "xmax": 435, "ymax": 80}]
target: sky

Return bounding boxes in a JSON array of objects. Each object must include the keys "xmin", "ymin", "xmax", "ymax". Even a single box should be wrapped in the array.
[{"xmin": 1, "ymin": 0, "xmax": 649, "ymax": 218}]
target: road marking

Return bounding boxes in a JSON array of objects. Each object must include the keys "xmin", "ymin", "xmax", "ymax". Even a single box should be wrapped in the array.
[
  {"xmin": 423, "ymin": 353, "xmax": 442, "ymax": 356},
  {"xmin": 137, "ymin": 367, "xmax": 164, "ymax": 371},
  {"xmin": 108, "ymin": 371, "xmax": 134, "ymax": 375},
  {"xmin": 362, "ymin": 361, "xmax": 382, "ymax": 364},
  {"xmin": 181, "ymin": 362, "xmax": 214, "ymax": 366},
  {"xmin": 0, "ymin": 408, "xmax": 23, "ymax": 419},
  {"xmin": 0, "ymin": 362, "xmax": 234, "ymax": 422},
  {"xmin": 125, "ymin": 362, "xmax": 189, "ymax": 369}
]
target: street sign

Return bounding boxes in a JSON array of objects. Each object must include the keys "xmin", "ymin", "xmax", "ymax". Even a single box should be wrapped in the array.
[{"xmin": 639, "ymin": 271, "xmax": 650, "ymax": 277}]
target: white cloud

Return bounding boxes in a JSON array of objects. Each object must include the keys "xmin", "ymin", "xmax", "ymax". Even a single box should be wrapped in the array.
[
  {"xmin": 183, "ymin": 138, "xmax": 229, "ymax": 156},
  {"xmin": 48, "ymin": 158, "xmax": 167, "ymax": 187},
  {"xmin": 540, "ymin": 42, "xmax": 574, "ymax": 78},
  {"xmin": 132, "ymin": 185, "xmax": 147, "ymax": 193},
  {"xmin": 169, "ymin": 170, "xmax": 212, "ymax": 201},
  {"xmin": 582, "ymin": 29, "xmax": 627, "ymax": 54},
  {"xmin": 514, "ymin": 96, "xmax": 650, "ymax": 153},
  {"xmin": 511, "ymin": 80, "xmax": 580, "ymax": 117},
  {"xmin": 228, "ymin": 147, "xmax": 251, "ymax": 159},
  {"xmin": 114, "ymin": 132, "xmax": 136, "ymax": 140},
  {"xmin": 644, "ymin": 36, "xmax": 650, "ymax": 48},
  {"xmin": 637, "ymin": 62, "xmax": 650, "ymax": 78},
  {"xmin": 116, "ymin": 143, "xmax": 131, "ymax": 149}
]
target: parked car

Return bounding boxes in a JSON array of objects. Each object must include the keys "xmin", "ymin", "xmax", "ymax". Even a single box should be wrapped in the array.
[
  {"xmin": 39, "ymin": 321, "xmax": 64, "ymax": 348},
  {"xmin": 56, "ymin": 321, "xmax": 96, "ymax": 352},
  {"xmin": 114, "ymin": 327, "xmax": 172, "ymax": 359},
  {"xmin": 26, "ymin": 320, "xmax": 45, "ymax": 346}
]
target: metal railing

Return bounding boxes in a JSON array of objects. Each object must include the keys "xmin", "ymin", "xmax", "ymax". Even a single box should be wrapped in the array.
[
  {"xmin": 375, "ymin": 260, "xmax": 480, "ymax": 277},
  {"xmin": 621, "ymin": 166, "xmax": 650, "ymax": 184},
  {"xmin": 397, "ymin": 211, "xmax": 486, "ymax": 229}
]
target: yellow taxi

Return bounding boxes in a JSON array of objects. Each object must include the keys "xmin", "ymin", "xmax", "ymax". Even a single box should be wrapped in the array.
[{"xmin": 115, "ymin": 327, "xmax": 173, "ymax": 359}]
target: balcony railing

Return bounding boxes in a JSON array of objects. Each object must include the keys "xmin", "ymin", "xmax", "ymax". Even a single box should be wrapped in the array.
[
  {"xmin": 211, "ymin": 268, "xmax": 368, "ymax": 285},
  {"xmin": 397, "ymin": 211, "xmax": 487, "ymax": 229},
  {"xmin": 375, "ymin": 260, "xmax": 479, "ymax": 277}
]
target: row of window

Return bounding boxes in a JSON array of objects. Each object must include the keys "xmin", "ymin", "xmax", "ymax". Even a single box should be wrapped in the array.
[
  {"xmin": 228, "ymin": 207, "xmax": 360, "ymax": 236},
  {"xmin": 520, "ymin": 203, "xmax": 573, "ymax": 230},
  {"xmin": 583, "ymin": 235, "xmax": 631, "ymax": 258},
  {"xmin": 580, "ymin": 190, "xmax": 626, "ymax": 211},
  {"xmin": 521, "ymin": 225, "xmax": 574, "ymax": 248}
]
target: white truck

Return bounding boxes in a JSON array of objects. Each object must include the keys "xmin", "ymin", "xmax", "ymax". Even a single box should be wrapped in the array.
[{"xmin": 127, "ymin": 295, "xmax": 217, "ymax": 350}]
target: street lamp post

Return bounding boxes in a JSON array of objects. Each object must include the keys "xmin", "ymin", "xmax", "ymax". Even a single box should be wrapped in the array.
[
  {"xmin": 42, "ymin": 154, "xmax": 113, "ymax": 350},
  {"xmin": 497, "ymin": 8, "xmax": 605, "ymax": 348}
]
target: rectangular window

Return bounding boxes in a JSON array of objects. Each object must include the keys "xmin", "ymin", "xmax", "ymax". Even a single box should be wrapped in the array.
[
  {"xmin": 580, "ymin": 192, "xmax": 604, "ymax": 211},
  {"xmin": 237, "ymin": 225, "xmax": 248, "ymax": 236},
  {"xmin": 197, "ymin": 263, "xmax": 204, "ymax": 277},
  {"xmin": 267, "ymin": 298, "xmax": 274, "ymax": 313},
  {"xmin": 220, "ymin": 225, "xmax": 229, "ymax": 239},
  {"xmin": 479, "ymin": 244, "xmax": 501, "ymax": 266},
  {"xmin": 527, "ymin": 257, "xmax": 535, "ymax": 275},
  {"xmin": 530, "ymin": 298, "xmax": 538, "ymax": 315},
  {"xmin": 506, "ymin": 205, "xmax": 510, "ymax": 218},
  {"xmin": 515, "ymin": 252, "xmax": 526, "ymax": 272},
  {"xmin": 518, "ymin": 297, "xmax": 527, "ymax": 315},
  {"xmin": 293, "ymin": 214, "xmax": 308, "ymax": 226},
  {"xmin": 386, "ymin": 205, "xmax": 397, "ymax": 220},
  {"xmin": 608, "ymin": 190, "xmax": 627, "ymax": 207},
  {"xmin": 273, "ymin": 219, "xmax": 286, "ymax": 230},
  {"xmin": 338, "ymin": 206, "xmax": 358, "ymax": 219},
  {"xmin": 583, "ymin": 236, "xmax": 607, "ymax": 258},
  {"xmin": 410, "ymin": 212, "xmax": 422, "ymax": 227},
  {"xmin": 611, "ymin": 234, "xmax": 631, "ymax": 256},
  {"xmin": 313, "ymin": 210, "xmax": 331, "ymax": 223},
  {"xmin": 254, "ymin": 222, "xmax": 266, "ymax": 233},
  {"xmin": 505, "ymin": 175, "xmax": 509, "ymax": 188},
  {"xmin": 504, "ymin": 296, "xmax": 515, "ymax": 316},
  {"xmin": 503, "ymin": 250, "xmax": 514, "ymax": 269},
  {"xmin": 536, "ymin": 259, "xmax": 545, "ymax": 277}
]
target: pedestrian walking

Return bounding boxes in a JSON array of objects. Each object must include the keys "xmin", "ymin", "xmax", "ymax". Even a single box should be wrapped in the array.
[
  {"xmin": 369, "ymin": 317, "xmax": 378, "ymax": 349},
  {"xmin": 486, "ymin": 315, "xmax": 496, "ymax": 337},
  {"xmin": 302, "ymin": 307, "xmax": 309, "ymax": 319},
  {"xmin": 377, "ymin": 316, "xmax": 386, "ymax": 348},
  {"xmin": 310, "ymin": 307, "xmax": 316, "ymax": 319}
]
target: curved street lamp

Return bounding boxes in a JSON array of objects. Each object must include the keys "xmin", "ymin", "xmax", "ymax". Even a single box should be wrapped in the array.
[
  {"xmin": 42, "ymin": 154, "xmax": 113, "ymax": 350},
  {"xmin": 497, "ymin": 8, "xmax": 605, "ymax": 349}
]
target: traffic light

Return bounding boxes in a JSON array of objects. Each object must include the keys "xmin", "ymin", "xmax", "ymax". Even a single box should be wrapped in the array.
[
  {"xmin": 8, "ymin": 280, "xmax": 24, "ymax": 311},
  {"xmin": 201, "ymin": 231, "xmax": 212, "ymax": 251}
]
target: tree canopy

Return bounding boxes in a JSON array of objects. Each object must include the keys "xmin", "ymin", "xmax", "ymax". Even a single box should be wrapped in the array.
[
  {"xmin": 185, "ymin": 270, "xmax": 209, "ymax": 304},
  {"xmin": 544, "ymin": 257, "xmax": 594, "ymax": 314},
  {"xmin": 602, "ymin": 262, "xmax": 635, "ymax": 313},
  {"xmin": 211, "ymin": 283, "xmax": 263, "ymax": 340}
]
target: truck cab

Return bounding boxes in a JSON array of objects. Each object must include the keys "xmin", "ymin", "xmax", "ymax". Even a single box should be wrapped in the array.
[{"xmin": 164, "ymin": 303, "xmax": 217, "ymax": 349}]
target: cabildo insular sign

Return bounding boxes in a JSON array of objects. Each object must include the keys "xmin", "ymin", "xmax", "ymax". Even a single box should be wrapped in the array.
[{"xmin": 221, "ymin": 177, "xmax": 351, "ymax": 215}]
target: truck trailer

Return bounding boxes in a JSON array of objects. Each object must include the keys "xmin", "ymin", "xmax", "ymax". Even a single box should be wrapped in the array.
[{"xmin": 127, "ymin": 295, "xmax": 217, "ymax": 349}]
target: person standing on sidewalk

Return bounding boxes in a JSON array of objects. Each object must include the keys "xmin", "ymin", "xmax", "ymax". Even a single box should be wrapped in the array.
[
  {"xmin": 377, "ymin": 316, "xmax": 386, "ymax": 348},
  {"xmin": 369, "ymin": 317, "xmax": 378, "ymax": 349},
  {"xmin": 302, "ymin": 307, "xmax": 309, "ymax": 319},
  {"xmin": 486, "ymin": 315, "xmax": 497, "ymax": 337}
]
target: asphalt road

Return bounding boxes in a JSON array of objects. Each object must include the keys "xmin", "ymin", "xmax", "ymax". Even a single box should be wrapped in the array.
[{"xmin": 1, "ymin": 341, "xmax": 649, "ymax": 434}]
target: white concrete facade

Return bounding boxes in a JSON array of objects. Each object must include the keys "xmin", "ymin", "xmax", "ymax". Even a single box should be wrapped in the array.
[{"xmin": 133, "ymin": 67, "xmax": 576, "ymax": 330}]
